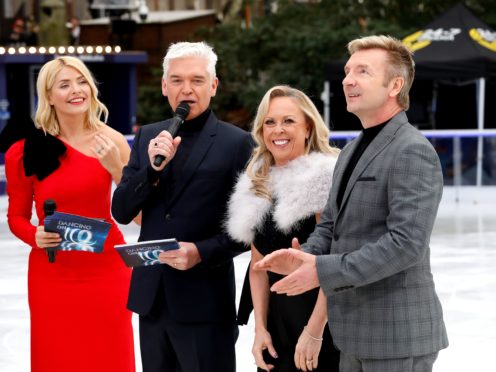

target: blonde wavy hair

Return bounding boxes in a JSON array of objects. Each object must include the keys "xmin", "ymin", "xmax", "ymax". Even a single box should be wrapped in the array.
[
  {"xmin": 246, "ymin": 85, "xmax": 340, "ymax": 199},
  {"xmin": 35, "ymin": 56, "xmax": 108, "ymax": 135}
]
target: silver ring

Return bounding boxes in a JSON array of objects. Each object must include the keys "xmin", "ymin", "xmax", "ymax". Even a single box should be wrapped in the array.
[
  {"xmin": 97, "ymin": 147, "xmax": 103, "ymax": 154},
  {"xmin": 306, "ymin": 360, "xmax": 313, "ymax": 364}
]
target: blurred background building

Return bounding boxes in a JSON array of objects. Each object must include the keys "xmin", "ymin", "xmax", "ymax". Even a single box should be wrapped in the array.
[
  {"xmin": 0, "ymin": 1, "xmax": 221, "ymax": 140},
  {"xmin": 0, "ymin": 1, "xmax": 496, "ymax": 190}
]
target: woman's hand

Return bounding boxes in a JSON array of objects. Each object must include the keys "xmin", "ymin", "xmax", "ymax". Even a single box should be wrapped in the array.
[
  {"xmin": 252, "ymin": 327, "xmax": 278, "ymax": 371},
  {"xmin": 294, "ymin": 327, "xmax": 323, "ymax": 371},
  {"xmin": 93, "ymin": 133, "xmax": 122, "ymax": 175},
  {"xmin": 35, "ymin": 226, "xmax": 61, "ymax": 248}
]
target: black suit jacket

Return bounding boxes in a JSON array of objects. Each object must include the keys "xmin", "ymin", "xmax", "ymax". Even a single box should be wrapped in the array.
[{"xmin": 112, "ymin": 111, "xmax": 253, "ymax": 323}]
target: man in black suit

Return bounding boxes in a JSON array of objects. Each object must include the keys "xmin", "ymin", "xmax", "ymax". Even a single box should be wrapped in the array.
[{"xmin": 112, "ymin": 41, "xmax": 253, "ymax": 372}]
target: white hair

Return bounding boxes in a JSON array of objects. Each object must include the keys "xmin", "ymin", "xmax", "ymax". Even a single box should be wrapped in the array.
[{"xmin": 162, "ymin": 41, "xmax": 217, "ymax": 81}]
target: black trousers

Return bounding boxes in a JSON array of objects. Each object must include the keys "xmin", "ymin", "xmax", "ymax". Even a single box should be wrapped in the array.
[{"xmin": 139, "ymin": 286, "xmax": 238, "ymax": 372}]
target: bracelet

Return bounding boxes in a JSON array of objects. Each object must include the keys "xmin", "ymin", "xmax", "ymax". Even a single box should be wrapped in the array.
[{"xmin": 303, "ymin": 326, "xmax": 323, "ymax": 342}]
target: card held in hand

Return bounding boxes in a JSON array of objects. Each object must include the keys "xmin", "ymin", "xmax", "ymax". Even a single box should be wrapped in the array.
[
  {"xmin": 44, "ymin": 211, "xmax": 112, "ymax": 253},
  {"xmin": 115, "ymin": 239, "xmax": 180, "ymax": 267}
]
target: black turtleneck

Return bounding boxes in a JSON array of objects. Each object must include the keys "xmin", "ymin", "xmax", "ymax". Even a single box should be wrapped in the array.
[
  {"xmin": 336, "ymin": 120, "xmax": 388, "ymax": 209},
  {"xmin": 172, "ymin": 108, "xmax": 210, "ymax": 167},
  {"xmin": 165, "ymin": 108, "xmax": 211, "ymax": 194}
]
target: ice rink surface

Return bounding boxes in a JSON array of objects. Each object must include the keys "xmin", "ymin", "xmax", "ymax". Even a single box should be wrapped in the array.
[{"xmin": 0, "ymin": 187, "xmax": 495, "ymax": 371}]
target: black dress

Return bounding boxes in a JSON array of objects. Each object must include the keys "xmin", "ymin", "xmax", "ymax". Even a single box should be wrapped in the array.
[{"xmin": 239, "ymin": 208, "xmax": 340, "ymax": 371}]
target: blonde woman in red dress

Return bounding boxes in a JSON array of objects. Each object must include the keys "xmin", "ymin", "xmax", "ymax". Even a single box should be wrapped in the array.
[{"xmin": 3, "ymin": 56, "xmax": 135, "ymax": 372}]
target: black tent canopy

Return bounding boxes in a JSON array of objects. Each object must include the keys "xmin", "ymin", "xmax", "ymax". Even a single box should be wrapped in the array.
[
  {"xmin": 401, "ymin": 2, "xmax": 496, "ymax": 186},
  {"xmin": 325, "ymin": 2, "xmax": 496, "ymax": 132},
  {"xmin": 399, "ymin": 2, "xmax": 496, "ymax": 132},
  {"xmin": 403, "ymin": 2, "xmax": 496, "ymax": 80},
  {"xmin": 325, "ymin": 3, "xmax": 496, "ymax": 106}
]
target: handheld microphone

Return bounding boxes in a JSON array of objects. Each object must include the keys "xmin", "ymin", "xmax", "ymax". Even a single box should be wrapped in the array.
[
  {"xmin": 43, "ymin": 199, "xmax": 57, "ymax": 264},
  {"xmin": 153, "ymin": 101, "xmax": 190, "ymax": 167}
]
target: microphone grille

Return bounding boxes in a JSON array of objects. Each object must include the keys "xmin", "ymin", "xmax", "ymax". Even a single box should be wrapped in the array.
[
  {"xmin": 176, "ymin": 102, "xmax": 190, "ymax": 119},
  {"xmin": 44, "ymin": 199, "xmax": 56, "ymax": 214}
]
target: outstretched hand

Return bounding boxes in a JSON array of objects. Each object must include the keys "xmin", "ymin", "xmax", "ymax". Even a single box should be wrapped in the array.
[
  {"xmin": 254, "ymin": 238, "xmax": 320, "ymax": 296},
  {"xmin": 253, "ymin": 238, "xmax": 303, "ymax": 275},
  {"xmin": 291, "ymin": 237, "xmax": 301, "ymax": 250}
]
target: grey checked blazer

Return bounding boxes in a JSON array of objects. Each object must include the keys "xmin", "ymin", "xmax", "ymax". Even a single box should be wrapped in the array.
[{"xmin": 303, "ymin": 111, "xmax": 448, "ymax": 359}]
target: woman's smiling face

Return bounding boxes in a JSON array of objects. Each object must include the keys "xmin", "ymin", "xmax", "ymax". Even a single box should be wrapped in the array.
[
  {"xmin": 262, "ymin": 96, "xmax": 310, "ymax": 167},
  {"xmin": 48, "ymin": 66, "xmax": 91, "ymax": 119}
]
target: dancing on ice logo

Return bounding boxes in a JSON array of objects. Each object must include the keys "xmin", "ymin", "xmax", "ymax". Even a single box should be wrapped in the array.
[
  {"xmin": 44, "ymin": 211, "xmax": 111, "ymax": 253},
  {"xmin": 137, "ymin": 249, "xmax": 163, "ymax": 266},
  {"xmin": 115, "ymin": 239, "xmax": 179, "ymax": 267},
  {"xmin": 58, "ymin": 224, "xmax": 97, "ymax": 252}
]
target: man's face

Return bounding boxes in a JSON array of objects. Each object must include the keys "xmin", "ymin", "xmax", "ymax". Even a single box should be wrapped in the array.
[
  {"xmin": 162, "ymin": 57, "xmax": 218, "ymax": 120},
  {"xmin": 342, "ymin": 48, "xmax": 396, "ymax": 123}
]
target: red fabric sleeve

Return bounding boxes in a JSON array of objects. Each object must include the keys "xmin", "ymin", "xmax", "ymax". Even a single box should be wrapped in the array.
[{"xmin": 5, "ymin": 140, "xmax": 38, "ymax": 248}]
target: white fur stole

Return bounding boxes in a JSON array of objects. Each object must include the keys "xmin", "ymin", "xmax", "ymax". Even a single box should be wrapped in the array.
[{"xmin": 226, "ymin": 152, "xmax": 337, "ymax": 244}]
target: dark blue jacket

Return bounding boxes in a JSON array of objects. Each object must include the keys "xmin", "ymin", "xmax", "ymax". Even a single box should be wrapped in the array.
[{"xmin": 112, "ymin": 111, "xmax": 253, "ymax": 323}]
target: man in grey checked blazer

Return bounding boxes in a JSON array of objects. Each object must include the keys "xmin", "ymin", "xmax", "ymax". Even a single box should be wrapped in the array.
[{"xmin": 255, "ymin": 35, "xmax": 448, "ymax": 372}]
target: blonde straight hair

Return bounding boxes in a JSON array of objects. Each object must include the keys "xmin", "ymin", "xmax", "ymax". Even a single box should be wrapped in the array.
[{"xmin": 35, "ymin": 56, "xmax": 108, "ymax": 135}]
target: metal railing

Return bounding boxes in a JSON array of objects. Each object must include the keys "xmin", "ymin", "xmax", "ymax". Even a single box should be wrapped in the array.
[
  {"xmin": 330, "ymin": 129, "xmax": 496, "ymax": 187},
  {"xmin": 1, "ymin": 130, "xmax": 495, "ymax": 195}
]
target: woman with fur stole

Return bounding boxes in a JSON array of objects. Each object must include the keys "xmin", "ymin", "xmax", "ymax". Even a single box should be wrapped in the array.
[{"xmin": 227, "ymin": 86, "xmax": 341, "ymax": 371}]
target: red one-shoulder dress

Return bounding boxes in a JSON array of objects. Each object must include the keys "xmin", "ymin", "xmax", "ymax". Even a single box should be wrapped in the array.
[{"xmin": 5, "ymin": 140, "xmax": 135, "ymax": 372}]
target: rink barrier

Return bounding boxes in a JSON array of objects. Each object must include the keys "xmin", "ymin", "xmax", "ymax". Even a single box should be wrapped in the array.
[
  {"xmin": 0, "ymin": 130, "xmax": 495, "ymax": 195},
  {"xmin": 329, "ymin": 129, "xmax": 496, "ymax": 189}
]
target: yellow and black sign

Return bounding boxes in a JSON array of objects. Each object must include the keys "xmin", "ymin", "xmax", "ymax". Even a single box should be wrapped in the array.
[
  {"xmin": 403, "ymin": 27, "xmax": 496, "ymax": 53},
  {"xmin": 402, "ymin": 28, "xmax": 461, "ymax": 52},
  {"xmin": 403, "ymin": 31, "xmax": 431, "ymax": 52},
  {"xmin": 469, "ymin": 28, "xmax": 496, "ymax": 52}
]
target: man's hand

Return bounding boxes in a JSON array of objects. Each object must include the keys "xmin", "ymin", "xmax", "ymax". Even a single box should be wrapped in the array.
[
  {"xmin": 255, "ymin": 248, "xmax": 319, "ymax": 296},
  {"xmin": 158, "ymin": 241, "xmax": 202, "ymax": 270},
  {"xmin": 253, "ymin": 238, "xmax": 302, "ymax": 275},
  {"xmin": 148, "ymin": 130, "xmax": 181, "ymax": 171},
  {"xmin": 291, "ymin": 237, "xmax": 301, "ymax": 250}
]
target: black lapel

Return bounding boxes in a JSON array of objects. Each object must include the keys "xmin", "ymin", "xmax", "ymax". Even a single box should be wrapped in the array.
[
  {"xmin": 166, "ymin": 112, "xmax": 217, "ymax": 207},
  {"xmin": 337, "ymin": 112, "xmax": 408, "ymax": 217}
]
